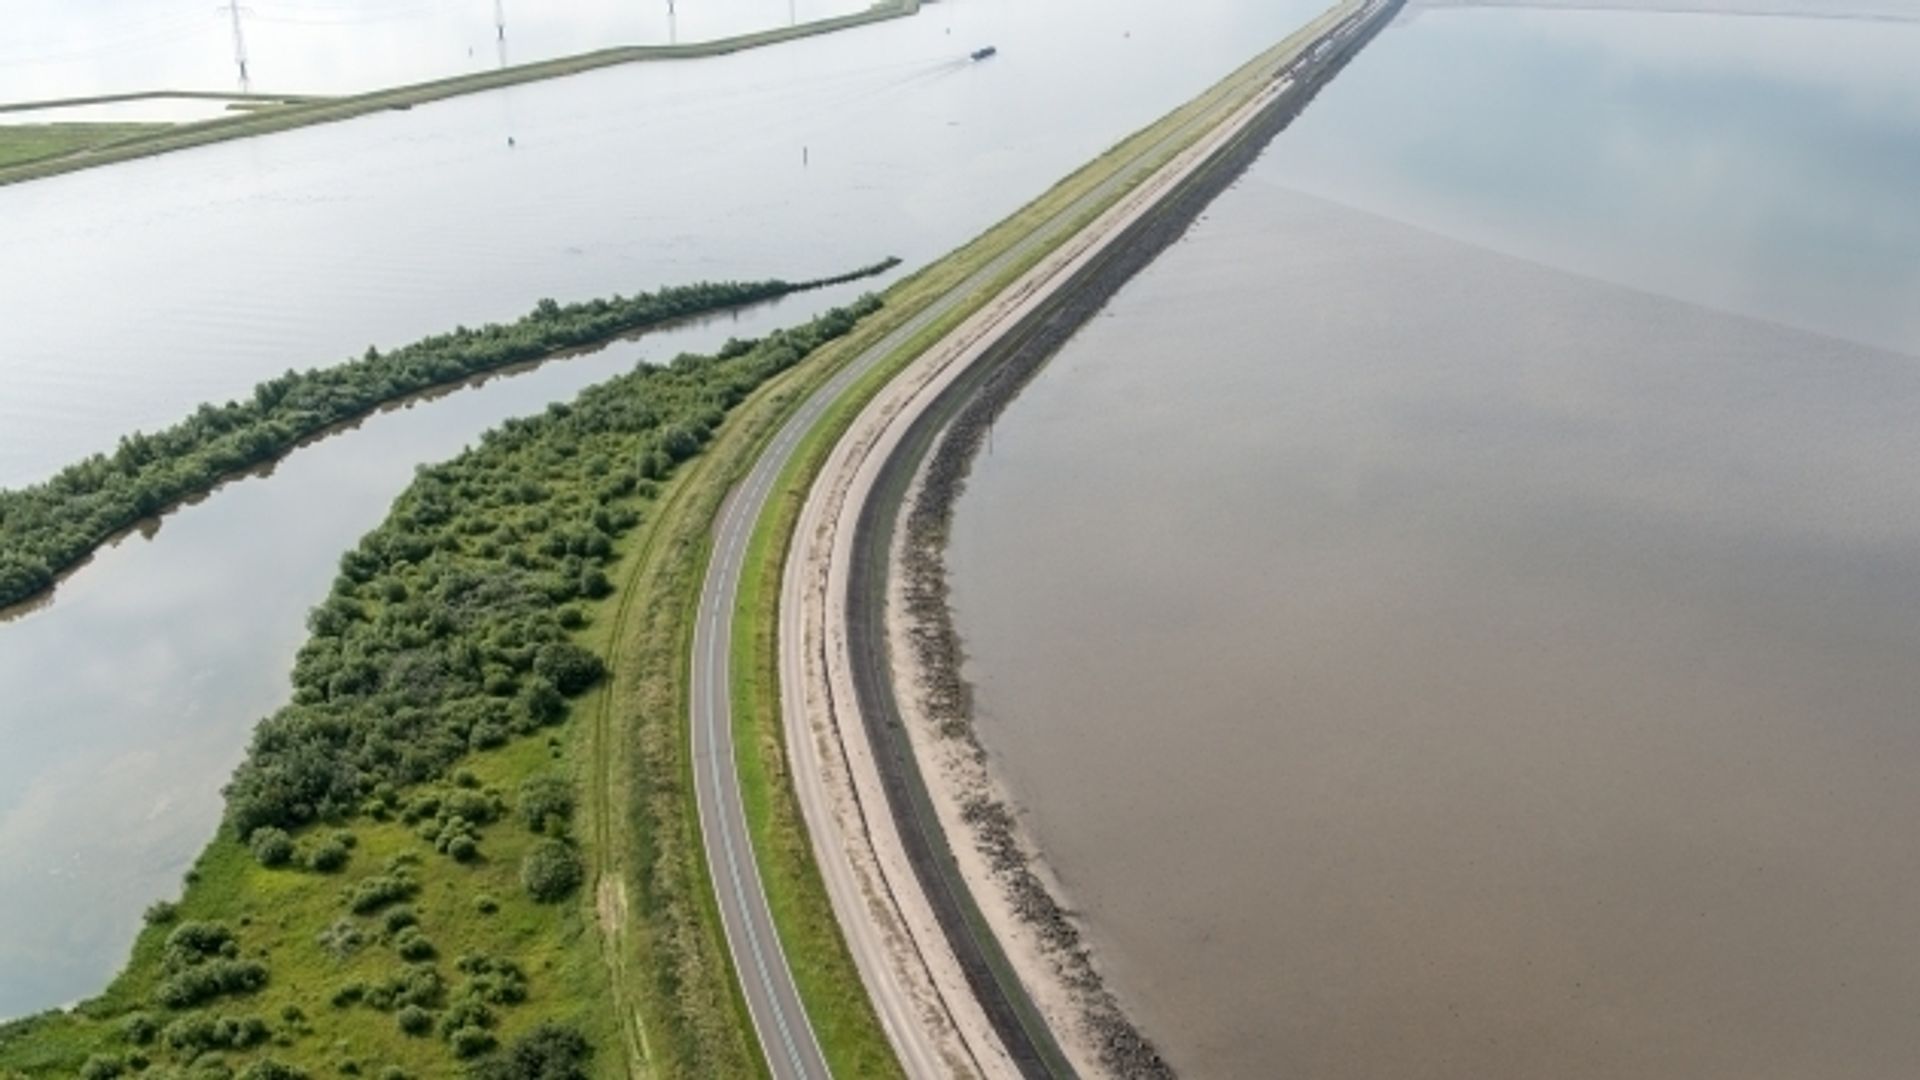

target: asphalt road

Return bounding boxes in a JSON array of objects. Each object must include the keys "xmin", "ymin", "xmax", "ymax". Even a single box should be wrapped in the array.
[{"xmin": 687, "ymin": 3, "xmax": 1389, "ymax": 1076}]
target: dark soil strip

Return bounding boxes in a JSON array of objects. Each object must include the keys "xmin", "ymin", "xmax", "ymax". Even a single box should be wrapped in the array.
[{"xmin": 843, "ymin": 4, "xmax": 1403, "ymax": 1077}]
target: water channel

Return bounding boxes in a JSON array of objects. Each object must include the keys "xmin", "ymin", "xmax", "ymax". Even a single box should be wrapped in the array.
[
  {"xmin": 948, "ymin": 4, "xmax": 1920, "ymax": 1076},
  {"xmin": 2, "ymin": 0, "xmax": 868, "ymax": 107},
  {"xmin": 0, "ymin": 0, "xmax": 1331, "ymax": 1024}
]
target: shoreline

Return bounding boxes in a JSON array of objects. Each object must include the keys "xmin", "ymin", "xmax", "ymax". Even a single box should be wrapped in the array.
[{"xmin": 802, "ymin": 1, "xmax": 1403, "ymax": 1072}]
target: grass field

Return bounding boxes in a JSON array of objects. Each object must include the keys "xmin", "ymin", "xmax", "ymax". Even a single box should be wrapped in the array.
[{"xmin": 0, "ymin": 124, "xmax": 168, "ymax": 169}]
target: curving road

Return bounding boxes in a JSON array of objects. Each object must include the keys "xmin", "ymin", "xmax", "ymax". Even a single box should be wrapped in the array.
[{"xmin": 687, "ymin": 1, "xmax": 1393, "ymax": 1075}]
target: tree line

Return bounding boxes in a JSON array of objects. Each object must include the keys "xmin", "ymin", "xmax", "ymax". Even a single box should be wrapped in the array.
[
  {"xmin": 0, "ymin": 258, "xmax": 898, "ymax": 611},
  {"xmin": 223, "ymin": 292, "xmax": 880, "ymax": 843},
  {"xmin": 0, "ymin": 291, "xmax": 884, "ymax": 1079}
]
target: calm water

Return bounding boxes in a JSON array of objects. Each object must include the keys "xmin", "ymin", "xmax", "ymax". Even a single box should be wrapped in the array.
[
  {"xmin": 949, "ymin": 6, "xmax": 1920, "ymax": 1077},
  {"xmin": 1, "ymin": 0, "xmax": 869, "ymax": 105},
  {"xmin": 0, "ymin": 0, "xmax": 1325, "ymax": 1020}
]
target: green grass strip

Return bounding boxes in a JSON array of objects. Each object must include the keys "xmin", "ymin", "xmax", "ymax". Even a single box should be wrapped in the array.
[{"xmin": 0, "ymin": 1, "xmax": 923, "ymax": 189}]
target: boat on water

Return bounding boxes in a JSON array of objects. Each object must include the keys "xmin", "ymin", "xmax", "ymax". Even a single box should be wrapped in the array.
[{"xmin": 971, "ymin": 45, "xmax": 997, "ymax": 61}]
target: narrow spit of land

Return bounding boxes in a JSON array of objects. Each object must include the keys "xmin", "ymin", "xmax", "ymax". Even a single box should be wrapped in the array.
[
  {"xmin": 0, "ymin": 297, "xmax": 886, "ymax": 1080},
  {"xmin": 0, "ymin": 0, "xmax": 923, "ymax": 188},
  {"xmin": 0, "ymin": 261, "xmax": 896, "ymax": 616},
  {"xmin": 0, "ymin": 124, "xmax": 168, "ymax": 169}
]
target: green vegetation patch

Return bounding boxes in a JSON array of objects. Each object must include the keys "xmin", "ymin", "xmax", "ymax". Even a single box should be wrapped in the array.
[
  {"xmin": 0, "ymin": 260, "xmax": 895, "ymax": 614},
  {"xmin": 0, "ymin": 123, "xmax": 167, "ymax": 169},
  {"xmin": 0, "ymin": 295, "xmax": 884, "ymax": 1079}
]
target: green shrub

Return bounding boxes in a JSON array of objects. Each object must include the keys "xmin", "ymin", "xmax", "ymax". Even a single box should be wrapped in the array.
[
  {"xmin": 161, "ymin": 1013, "xmax": 268, "ymax": 1052},
  {"xmin": 307, "ymin": 839, "xmax": 350, "ymax": 873},
  {"xmin": 449, "ymin": 1027, "xmax": 497, "ymax": 1059},
  {"xmin": 121, "ymin": 1012, "xmax": 158, "ymax": 1045},
  {"xmin": 465, "ymin": 1022, "xmax": 593, "ymax": 1080},
  {"xmin": 455, "ymin": 954, "xmax": 528, "ymax": 1006},
  {"xmin": 394, "ymin": 927, "xmax": 435, "ymax": 962},
  {"xmin": 345, "ymin": 870, "xmax": 419, "ymax": 914},
  {"xmin": 153, "ymin": 959, "xmax": 268, "ymax": 1008},
  {"xmin": 143, "ymin": 900, "xmax": 180, "ymax": 926},
  {"xmin": 516, "ymin": 774, "xmax": 573, "ymax": 834},
  {"xmin": 162, "ymin": 921, "xmax": 235, "ymax": 966},
  {"xmin": 531, "ymin": 643, "xmax": 604, "ymax": 696},
  {"xmin": 395, "ymin": 1005, "xmax": 432, "ymax": 1036},
  {"xmin": 439, "ymin": 998, "xmax": 493, "ymax": 1039},
  {"xmin": 317, "ymin": 918, "xmax": 365, "ymax": 959},
  {"xmin": 518, "ymin": 840, "xmax": 581, "ymax": 903},
  {"xmin": 249, "ymin": 827, "xmax": 295, "ymax": 868}
]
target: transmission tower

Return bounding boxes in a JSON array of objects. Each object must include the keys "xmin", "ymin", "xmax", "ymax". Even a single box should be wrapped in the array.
[
  {"xmin": 217, "ymin": 1, "xmax": 252, "ymax": 92},
  {"xmin": 494, "ymin": 0, "xmax": 508, "ymax": 67}
]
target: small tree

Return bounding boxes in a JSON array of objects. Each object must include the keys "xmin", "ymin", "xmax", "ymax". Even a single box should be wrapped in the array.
[
  {"xmin": 396, "ymin": 1005, "xmax": 433, "ymax": 1036},
  {"xmin": 249, "ymin": 827, "xmax": 295, "ymax": 868},
  {"xmin": 465, "ymin": 1022, "xmax": 594, "ymax": 1080},
  {"xmin": 516, "ymin": 774, "xmax": 574, "ymax": 835},
  {"xmin": 531, "ymin": 643, "xmax": 604, "ymax": 696},
  {"xmin": 519, "ymin": 840, "xmax": 581, "ymax": 903},
  {"xmin": 308, "ymin": 839, "xmax": 350, "ymax": 873}
]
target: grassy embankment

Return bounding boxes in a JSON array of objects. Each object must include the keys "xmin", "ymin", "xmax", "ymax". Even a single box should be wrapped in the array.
[
  {"xmin": 0, "ymin": 296, "xmax": 886, "ymax": 1080},
  {"xmin": 0, "ymin": 265, "xmax": 897, "ymax": 615},
  {"xmin": 721, "ymin": 3, "xmax": 1368, "ymax": 1067},
  {"xmin": 0, "ymin": 0, "xmax": 922, "ymax": 189},
  {"xmin": 0, "ymin": 124, "xmax": 168, "ymax": 169}
]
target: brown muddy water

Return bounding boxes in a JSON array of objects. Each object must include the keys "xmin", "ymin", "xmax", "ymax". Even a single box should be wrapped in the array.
[{"xmin": 946, "ymin": 7, "xmax": 1920, "ymax": 1077}]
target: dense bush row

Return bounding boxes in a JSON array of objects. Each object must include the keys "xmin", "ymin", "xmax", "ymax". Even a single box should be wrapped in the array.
[
  {"xmin": 221, "ymin": 293, "xmax": 879, "ymax": 841},
  {"xmin": 0, "ymin": 259, "xmax": 897, "ymax": 610}
]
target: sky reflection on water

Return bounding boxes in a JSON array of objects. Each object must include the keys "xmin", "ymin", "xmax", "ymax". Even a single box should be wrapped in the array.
[
  {"xmin": 0, "ymin": 0, "xmax": 869, "ymax": 105},
  {"xmin": 1269, "ymin": 6, "xmax": 1920, "ymax": 355}
]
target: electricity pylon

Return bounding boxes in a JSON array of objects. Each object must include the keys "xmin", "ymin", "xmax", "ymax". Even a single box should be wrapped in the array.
[{"xmin": 216, "ymin": 1, "xmax": 252, "ymax": 92}]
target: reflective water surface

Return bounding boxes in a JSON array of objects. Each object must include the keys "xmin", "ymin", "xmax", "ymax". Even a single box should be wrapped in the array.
[
  {"xmin": 949, "ymin": 6, "xmax": 1920, "ymax": 1077},
  {"xmin": 0, "ymin": 0, "xmax": 1323, "ymax": 1020},
  {"xmin": 2, "ymin": 0, "xmax": 869, "ymax": 104}
]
